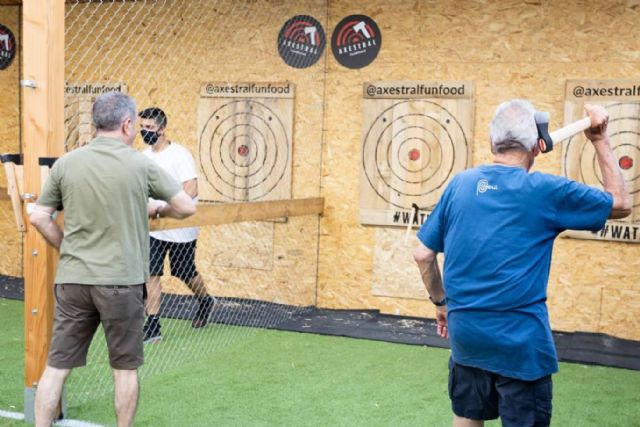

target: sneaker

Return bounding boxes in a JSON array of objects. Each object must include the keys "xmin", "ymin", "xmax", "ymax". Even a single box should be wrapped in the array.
[
  {"xmin": 143, "ymin": 315, "xmax": 162, "ymax": 343},
  {"xmin": 192, "ymin": 296, "xmax": 216, "ymax": 329}
]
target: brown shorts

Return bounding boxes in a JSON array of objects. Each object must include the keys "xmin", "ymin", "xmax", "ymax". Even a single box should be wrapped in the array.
[{"xmin": 48, "ymin": 284, "xmax": 144, "ymax": 370}]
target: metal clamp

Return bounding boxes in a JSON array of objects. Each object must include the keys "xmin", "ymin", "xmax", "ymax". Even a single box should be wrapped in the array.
[
  {"xmin": 20, "ymin": 80, "xmax": 37, "ymax": 89},
  {"xmin": 21, "ymin": 193, "xmax": 38, "ymax": 201}
]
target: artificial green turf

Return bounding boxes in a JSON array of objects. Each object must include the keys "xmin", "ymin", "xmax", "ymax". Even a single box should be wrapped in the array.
[{"xmin": 1, "ymin": 297, "xmax": 639, "ymax": 426}]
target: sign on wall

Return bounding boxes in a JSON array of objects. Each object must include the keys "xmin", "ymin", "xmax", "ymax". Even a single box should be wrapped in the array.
[
  {"xmin": 0, "ymin": 24, "xmax": 17, "ymax": 70},
  {"xmin": 197, "ymin": 82, "xmax": 294, "ymax": 203},
  {"xmin": 331, "ymin": 15, "xmax": 381, "ymax": 69},
  {"xmin": 360, "ymin": 81, "xmax": 474, "ymax": 227},
  {"xmin": 277, "ymin": 15, "xmax": 326, "ymax": 69},
  {"xmin": 562, "ymin": 80, "xmax": 640, "ymax": 243}
]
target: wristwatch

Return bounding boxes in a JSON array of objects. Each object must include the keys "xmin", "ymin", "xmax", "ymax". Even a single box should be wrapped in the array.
[{"xmin": 429, "ymin": 295, "xmax": 446, "ymax": 306}]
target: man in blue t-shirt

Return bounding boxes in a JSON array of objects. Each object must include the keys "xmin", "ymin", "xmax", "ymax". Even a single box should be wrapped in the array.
[{"xmin": 414, "ymin": 100, "xmax": 631, "ymax": 427}]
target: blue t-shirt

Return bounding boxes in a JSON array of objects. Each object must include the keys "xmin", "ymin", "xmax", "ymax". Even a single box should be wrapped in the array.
[{"xmin": 417, "ymin": 164, "xmax": 612, "ymax": 380}]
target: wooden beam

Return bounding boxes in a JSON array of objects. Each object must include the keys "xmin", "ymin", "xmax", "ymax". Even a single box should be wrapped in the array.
[
  {"xmin": 1, "ymin": 164, "xmax": 25, "ymax": 230},
  {"xmin": 22, "ymin": 0, "xmax": 65, "ymax": 419},
  {"xmin": 150, "ymin": 197, "xmax": 325, "ymax": 231}
]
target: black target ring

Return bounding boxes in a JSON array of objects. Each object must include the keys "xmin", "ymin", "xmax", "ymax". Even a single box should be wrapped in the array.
[
  {"xmin": 363, "ymin": 100, "xmax": 469, "ymax": 209},
  {"xmin": 385, "ymin": 125, "xmax": 442, "ymax": 181},
  {"xmin": 226, "ymin": 135, "xmax": 260, "ymax": 168},
  {"xmin": 199, "ymin": 100, "xmax": 289, "ymax": 201}
]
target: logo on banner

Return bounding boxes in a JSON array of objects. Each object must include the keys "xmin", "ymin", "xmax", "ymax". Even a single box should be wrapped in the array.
[
  {"xmin": 0, "ymin": 24, "xmax": 16, "ymax": 70},
  {"xmin": 331, "ymin": 15, "xmax": 381, "ymax": 69},
  {"xmin": 277, "ymin": 15, "xmax": 326, "ymax": 69}
]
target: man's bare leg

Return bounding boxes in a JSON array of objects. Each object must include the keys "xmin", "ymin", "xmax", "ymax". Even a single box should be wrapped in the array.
[
  {"xmin": 186, "ymin": 273, "xmax": 207, "ymax": 297},
  {"xmin": 145, "ymin": 276, "xmax": 162, "ymax": 316},
  {"xmin": 112, "ymin": 369, "xmax": 139, "ymax": 427},
  {"xmin": 35, "ymin": 365, "xmax": 70, "ymax": 427},
  {"xmin": 453, "ymin": 415, "xmax": 484, "ymax": 427}
]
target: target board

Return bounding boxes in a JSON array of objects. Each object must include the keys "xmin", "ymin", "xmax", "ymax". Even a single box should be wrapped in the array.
[
  {"xmin": 360, "ymin": 81, "xmax": 474, "ymax": 227},
  {"xmin": 198, "ymin": 82, "xmax": 294, "ymax": 203},
  {"xmin": 562, "ymin": 80, "xmax": 640, "ymax": 243},
  {"xmin": 64, "ymin": 83, "xmax": 127, "ymax": 151}
]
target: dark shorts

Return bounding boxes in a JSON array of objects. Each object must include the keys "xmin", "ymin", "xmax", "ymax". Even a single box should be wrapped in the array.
[
  {"xmin": 149, "ymin": 236, "xmax": 199, "ymax": 282},
  {"xmin": 48, "ymin": 284, "xmax": 144, "ymax": 370},
  {"xmin": 448, "ymin": 358, "xmax": 553, "ymax": 426}
]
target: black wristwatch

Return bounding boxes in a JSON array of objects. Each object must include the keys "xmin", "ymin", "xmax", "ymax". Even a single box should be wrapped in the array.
[{"xmin": 429, "ymin": 295, "xmax": 446, "ymax": 306}]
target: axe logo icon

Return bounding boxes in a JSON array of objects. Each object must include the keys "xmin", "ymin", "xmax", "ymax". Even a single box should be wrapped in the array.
[
  {"xmin": 277, "ymin": 15, "xmax": 326, "ymax": 69},
  {"xmin": 0, "ymin": 24, "xmax": 16, "ymax": 70},
  {"xmin": 331, "ymin": 15, "xmax": 382, "ymax": 69}
]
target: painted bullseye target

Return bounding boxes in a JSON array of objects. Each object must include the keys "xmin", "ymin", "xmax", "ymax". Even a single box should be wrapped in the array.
[
  {"xmin": 199, "ymin": 100, "xmax": 290, "ymax": 201},
  {"xmin": 362, "ymin": 100, "xmax": 470, "ymax": 210},
  {"xmin": 563, "ymin": 102, "xmax": 640, "ymax": 208}
]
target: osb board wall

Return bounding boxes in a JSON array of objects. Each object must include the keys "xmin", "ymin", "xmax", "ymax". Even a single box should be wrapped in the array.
[
  {"xmin": 62, "ymin": 0, "xmax": 327, "ymax": 306},
  {"xmin": 0, "ymin": 5, "xmax": 22, "ymax": 277},
  {"xmin": 317, "ymin": 0, "xmax": 640, "ymax": 340},
  {"xmin": 3, "ymin": 1, "xmax": 638, "ymax": 339}
]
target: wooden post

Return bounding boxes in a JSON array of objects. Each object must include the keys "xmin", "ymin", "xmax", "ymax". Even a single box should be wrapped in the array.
[{"xmin": 21, "ymin": 0, "xmax": 65, "ymax": 423}]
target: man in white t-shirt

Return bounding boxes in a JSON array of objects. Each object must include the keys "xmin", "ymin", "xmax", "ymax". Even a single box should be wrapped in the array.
[{"xmin": 139, "ymin": 107, "xmax": 214, "ymax": 343}]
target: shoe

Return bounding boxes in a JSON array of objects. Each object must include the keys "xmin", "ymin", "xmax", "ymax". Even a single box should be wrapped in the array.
[
  {"xmin": 143, "ymin": 315, "xmax": 162, "ymax": 343},
  {"xmin": 192, "ymin": 296, "xmax": 216, "ymax": 329}
]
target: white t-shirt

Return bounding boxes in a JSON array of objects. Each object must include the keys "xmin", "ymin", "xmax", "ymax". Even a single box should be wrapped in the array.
[{"xmin": 143, "ymin": 142, "xmax": 199, "ymax": 242}]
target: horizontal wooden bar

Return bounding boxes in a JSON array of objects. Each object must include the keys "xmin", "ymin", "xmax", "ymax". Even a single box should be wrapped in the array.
[{"xmin": 151, "ymin": 197, "xmax": 324, "ymax": 231}]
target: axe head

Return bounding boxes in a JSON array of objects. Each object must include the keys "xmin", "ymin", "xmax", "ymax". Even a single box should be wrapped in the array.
[{"xmin": 534, "ymin": 111, "xmax": 553, "ymax": 153}]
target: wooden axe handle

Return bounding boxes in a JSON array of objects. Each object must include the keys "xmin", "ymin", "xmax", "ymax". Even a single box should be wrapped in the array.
[{"xmin": 550, "ymin": 116, "xmax": 591, "ymax": 145}]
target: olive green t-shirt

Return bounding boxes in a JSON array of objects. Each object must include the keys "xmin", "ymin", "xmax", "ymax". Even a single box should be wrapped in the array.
[{"xmin": 38, "ymin": 136, "xmax": 182, "ymax": 285}]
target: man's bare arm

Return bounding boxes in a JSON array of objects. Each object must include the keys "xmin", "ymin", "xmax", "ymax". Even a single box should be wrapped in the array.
[
  {"xmin": 413, "ymin": 243, "xmax": 445, "ymax": 302},
  {"xmin": 584, "ymin": 104, "xmax": 632, "ymax": 219},
  {"xmin": 182, "ymin": 178, "xmax": 198, "ymax": 199},
  {"xmin": 29, "ymin": 205, "xmax": 63, "ymax": 249}
]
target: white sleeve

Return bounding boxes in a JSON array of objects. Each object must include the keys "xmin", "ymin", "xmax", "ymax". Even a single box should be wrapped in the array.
[{"xmin": 175, "ymin": 146, "xmax": 198, "ymax": 184}]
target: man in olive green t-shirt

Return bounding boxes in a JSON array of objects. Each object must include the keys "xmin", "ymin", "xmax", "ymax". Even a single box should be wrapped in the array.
[{"xmin": 29, "ymin": 92, "xmax": 196, "ymax": 427}]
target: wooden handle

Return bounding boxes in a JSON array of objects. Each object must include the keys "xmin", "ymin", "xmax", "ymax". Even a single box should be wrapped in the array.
[{"xmin": 549, "ymin": 116, "xmax": 591, "ymax": 144}]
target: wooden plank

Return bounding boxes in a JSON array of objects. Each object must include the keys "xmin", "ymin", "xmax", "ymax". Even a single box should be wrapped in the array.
[
  {"xmin": 359, "ymin": 81, "xmax": 474, "ymax": 227},
  {"xmin": 150, "ymin": 197, "xmax": 324, "ymax": 231},
  {"xmin": 2, "ymin": 163, "xmax": 25, "ymax": 230},
  {"xmin": 22, "ymin": 0, "xmax": 65, "ymax": 403},
  {"xmin": 197, "ymin": 82, "xmax": 294, "ymax": 203},
  {"xmin": 561, "ymin": 79, "xmax": 640, "ymax": 243}
]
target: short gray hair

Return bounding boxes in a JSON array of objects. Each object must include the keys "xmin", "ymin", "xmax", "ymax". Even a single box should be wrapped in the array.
[
  {"xmin": 489, "ymin": 99, "xmax": 538, "ymax": 153},
  {"xmin": 92, "ymin": 92, "xmax": 137, "ymax": 131}
]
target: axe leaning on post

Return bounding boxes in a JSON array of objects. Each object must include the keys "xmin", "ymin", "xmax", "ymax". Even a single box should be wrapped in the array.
[{"xmin": 535, "ymin": 108, "xmax": 597, "ymax": 153}]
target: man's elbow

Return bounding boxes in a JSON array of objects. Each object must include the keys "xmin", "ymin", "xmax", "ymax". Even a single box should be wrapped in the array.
[
  {"xmin": 610, "ymin": 194, "xmax": 632, "ymax": 219},
  {"xmin": 413, "ymin": 246, "xmax": 436, "ymax": 264}
]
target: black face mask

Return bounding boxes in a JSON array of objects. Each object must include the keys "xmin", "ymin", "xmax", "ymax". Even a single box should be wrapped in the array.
[{"xmin": 141, "ymin": 129, "xmax": 160, "ymax": 145}]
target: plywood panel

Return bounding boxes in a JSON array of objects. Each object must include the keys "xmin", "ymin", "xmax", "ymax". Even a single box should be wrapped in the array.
[
  {"xmin": 197, "ymin": 82, "xmax": 294, "ymax": 203},
  {"xmin": 561, "ymin": 80, "xmax": 640, "ymax": 242},
  {"xmin": 360, "ymin": 81, "xmax": 473, "ymax": 227}
]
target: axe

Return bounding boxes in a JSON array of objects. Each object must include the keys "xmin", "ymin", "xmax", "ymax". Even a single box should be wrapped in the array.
[
  {"xmin": 535, "ymin": 111, "xmax": 592, "ymax": 153},
  {"xmin": 353, "ymin": 21, "xmax": 372, "ymax": 39}
]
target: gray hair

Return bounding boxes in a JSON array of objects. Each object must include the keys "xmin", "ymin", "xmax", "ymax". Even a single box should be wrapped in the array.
[
  {"xmin": 489, "ymin": 99, "xmax": 538, "ymax": 153},
  {"xmin": 92, "ymin": 92, "xmax": 137, "ymax": 131}
]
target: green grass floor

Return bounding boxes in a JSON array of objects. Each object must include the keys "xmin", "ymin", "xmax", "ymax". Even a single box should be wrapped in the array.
[{"xmin": 1, "ymin": 298, "xmax": 639, "ymax": 426}]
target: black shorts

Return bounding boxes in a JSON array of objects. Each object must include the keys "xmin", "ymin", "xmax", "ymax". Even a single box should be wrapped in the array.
[
  {"xmin": 149, "ymin": 236, "xmax": 199, "ymax": 282},
  {"xmin": 448, "ymin": 358, "xmax": 552, "ymax": 426}
]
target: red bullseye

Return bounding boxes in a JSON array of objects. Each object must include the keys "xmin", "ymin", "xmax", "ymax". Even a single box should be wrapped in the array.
[
  {"xmin": 237, "ymin": 145, "xmax": 249, "ymax": 157},
  {"xmin": 619, "ymin": 156, "xmax": 633, "ymax": 170},
  {"xmin": 408, "ymin": 149, "xmax": 421, "ymax": 161}
]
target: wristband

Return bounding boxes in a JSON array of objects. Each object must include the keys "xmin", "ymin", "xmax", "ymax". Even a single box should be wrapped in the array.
[{"xmin": 429, "ymin": 295, "xmax": 446, "ymax": 306}]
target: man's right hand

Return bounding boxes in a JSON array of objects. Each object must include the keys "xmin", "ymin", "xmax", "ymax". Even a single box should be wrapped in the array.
[
  {"xmin": 436, "ymin": 306, "xmax": 448, "ymax": 339},
  {"xmin": 583, "ymin": 104, "xmax": 609, "ymax": 143}
]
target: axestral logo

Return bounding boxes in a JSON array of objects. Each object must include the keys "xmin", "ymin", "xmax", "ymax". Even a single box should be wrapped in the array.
[
  {"xmin": 277, "ymin": 15, "xmax": 326, "ymax": 69},
  {"xmin": 0, "ymin": 24, "xmax": 16, "ymax": 70},
  {"xmin": 331, "ymin": 15, "xmax": 381, "ymax": 69}
]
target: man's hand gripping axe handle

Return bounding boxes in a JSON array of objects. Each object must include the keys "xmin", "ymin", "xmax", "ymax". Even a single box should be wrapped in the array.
[{"xmin": 535, "ymin": 111, "xmax": 592, "ymax": 153}]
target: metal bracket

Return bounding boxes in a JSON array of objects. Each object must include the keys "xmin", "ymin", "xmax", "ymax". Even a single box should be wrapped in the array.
[{"xmin": 20, "ymin": 80, "xmax": 37, "ymax": 89}]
